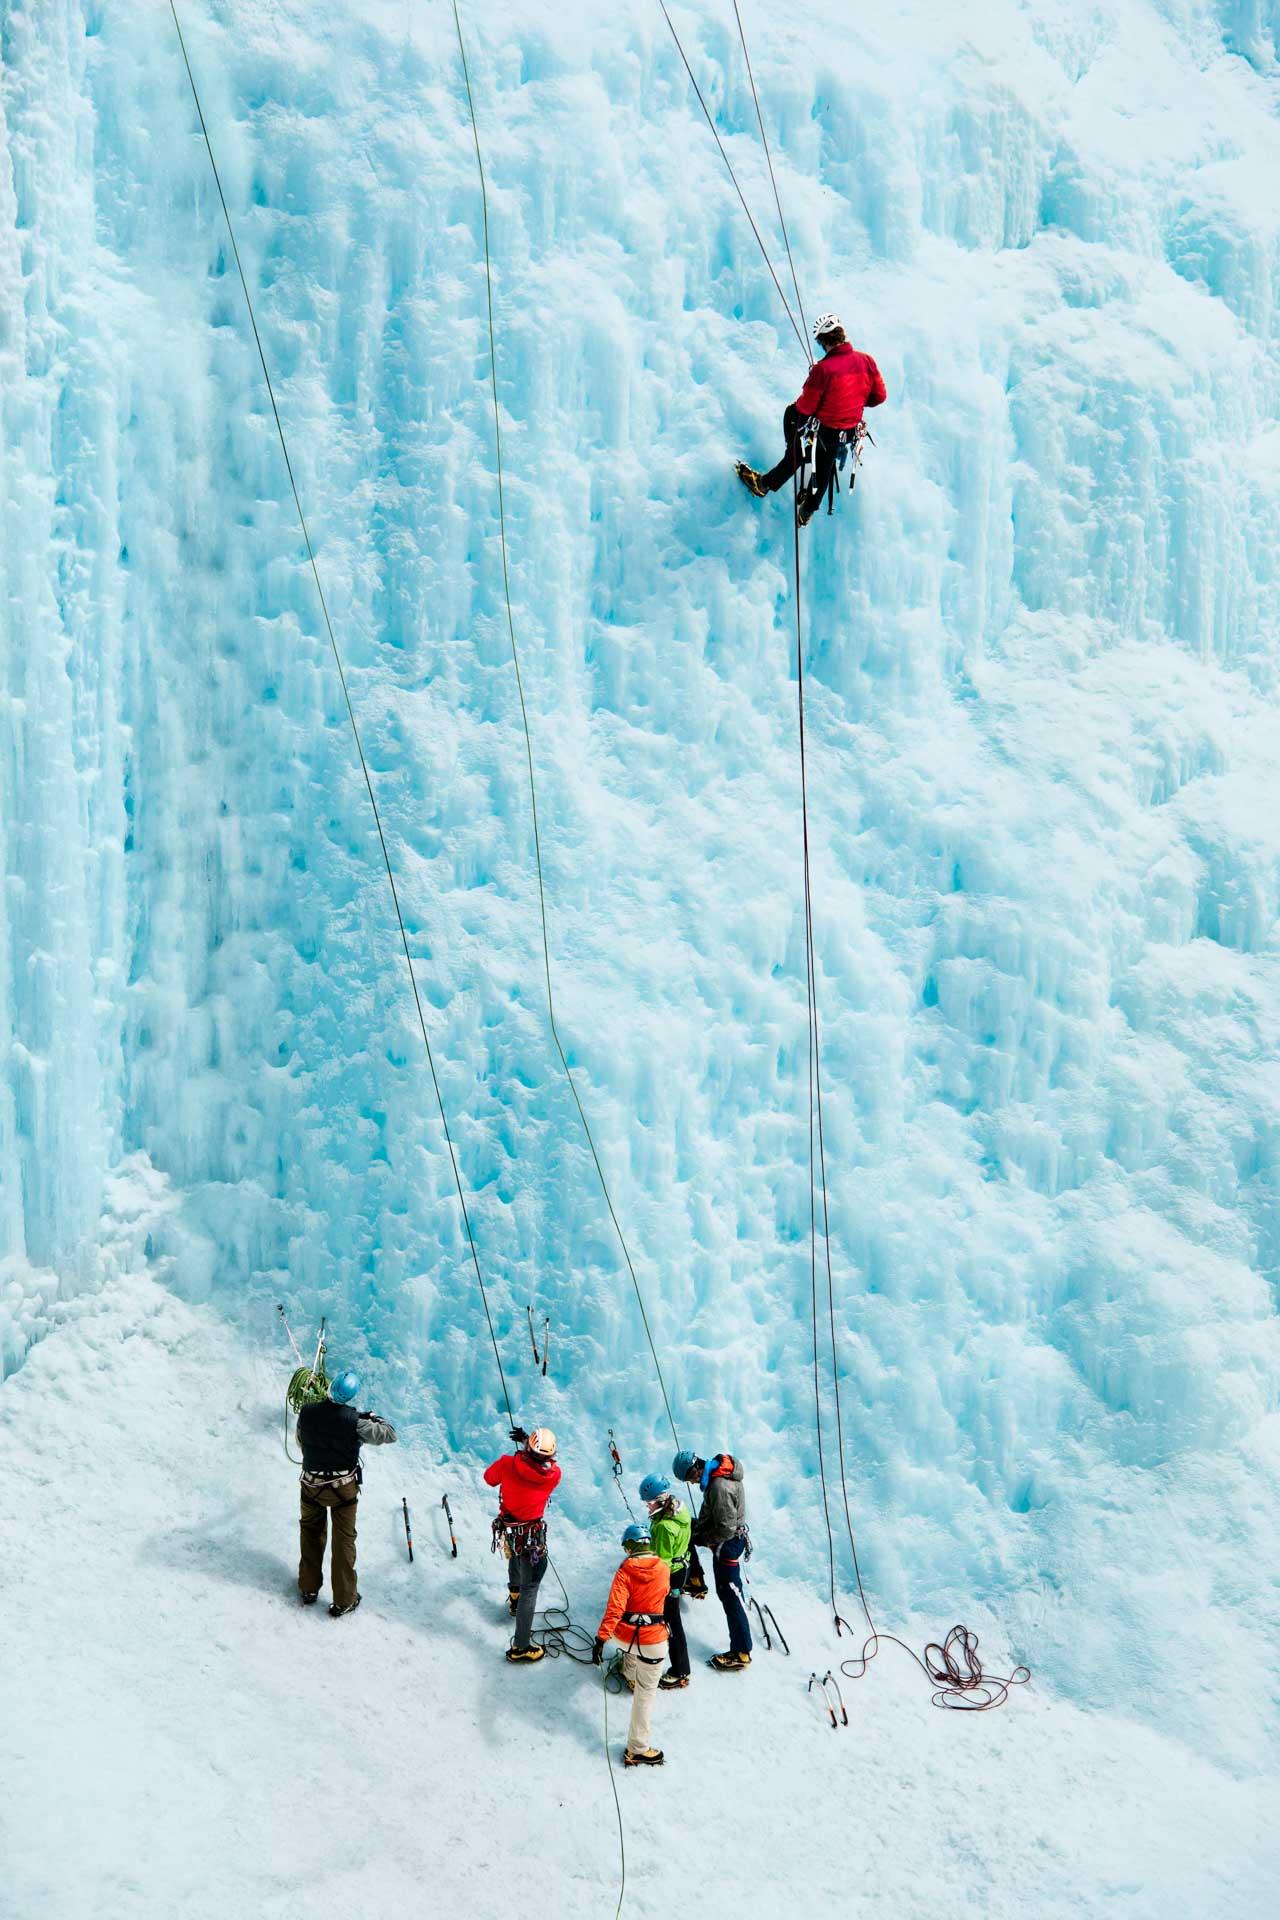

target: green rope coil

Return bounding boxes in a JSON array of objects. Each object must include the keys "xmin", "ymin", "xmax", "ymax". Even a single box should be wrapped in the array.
[{"xmin": 287, "ymin": 1361, "xmax": 329, "ymax": 1413}]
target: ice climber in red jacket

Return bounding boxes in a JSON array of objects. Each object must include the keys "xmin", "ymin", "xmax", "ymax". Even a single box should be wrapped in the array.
[
  {"xmin": 484, "ymin": 1424, "xmax": 561, "ymax": 1664},
  {"xmin": 737, "ymin": 311, "xmax": 886, "ymax": 527}
]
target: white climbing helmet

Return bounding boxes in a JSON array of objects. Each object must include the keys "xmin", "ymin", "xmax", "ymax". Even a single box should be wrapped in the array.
[{"xmin": 812, "ymin": 311, "xmax": 842, "ymax": 339}]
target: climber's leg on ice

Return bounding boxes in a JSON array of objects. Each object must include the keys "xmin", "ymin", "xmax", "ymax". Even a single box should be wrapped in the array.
[
  {"xmin": 738, "ymin": 403, "xmax": 808, "ymax": 499},
  {"xmin": 510, "ymin": 1546, "xmax": 546, "ymax": 1652}
]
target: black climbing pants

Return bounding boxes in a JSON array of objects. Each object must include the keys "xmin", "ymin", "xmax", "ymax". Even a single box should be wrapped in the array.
[
  {"xmin": 299, "ymin": 1474, "xmax": 359, "ymax": 1609},
  {"xmin": 761, "ymin": 404, "xmax": 841, "ymax": 509},
  {"xmin": 664, "ymin": 1588, "xmax": 690, "ymax": 1679}
]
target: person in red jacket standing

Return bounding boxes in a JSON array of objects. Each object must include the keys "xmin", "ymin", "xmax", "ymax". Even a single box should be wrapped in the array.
[
  {"xmin": 737, "ymin": 311, "xmax": 886, "ymax": 528},
  {"xmin": 484, "ymin": 1425, "xmax": 561, "ymax": 1664}
]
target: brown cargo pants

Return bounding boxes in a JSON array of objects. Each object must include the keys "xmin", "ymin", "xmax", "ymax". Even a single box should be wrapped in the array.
[{"xmin": 299, "ymin": 1474, "xmax": 359, "ymax": 1610}]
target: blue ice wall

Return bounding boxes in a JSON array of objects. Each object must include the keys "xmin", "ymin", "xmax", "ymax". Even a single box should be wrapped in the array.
[{"xmin": 3, "ymin": 0, "xmax": 1280, "ymax": 1761}]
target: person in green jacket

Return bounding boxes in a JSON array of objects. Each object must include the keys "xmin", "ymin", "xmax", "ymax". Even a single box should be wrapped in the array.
[{"xmin": 639, "ymin": 1472, "xmax": 692, "ymax": 1689}]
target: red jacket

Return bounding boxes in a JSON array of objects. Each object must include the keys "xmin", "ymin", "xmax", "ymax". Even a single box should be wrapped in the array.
[
  {"xmin": 597, "ymin": 1552, "xmax": 671, "ymax": 1648},
  {"xmin": 795, "ymin": 342, "xmax": 886, "ymax": 429},
  {"xmin": 483, "ymin": 1450, "xmax": 562, "ymax": 1522}
]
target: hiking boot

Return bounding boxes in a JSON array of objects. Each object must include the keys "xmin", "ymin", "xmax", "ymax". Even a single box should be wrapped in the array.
[
  {"xmin": 299, "ymin": 1590, "xmax": 320, "ymax": 1607},
  {"xmin": 659, "ymin": 1671, "xmax": 690, "ymax": 1690},
  {"xmin": 329, "ymin": 1593, "xmax": 362, "ymax": 1618},
  {"xmin": 507, "ymin": 1591, "xmax": 520, "ymax": 1616},
  {"xmin": 506, "ymin": 1644, "xmax": 546, "ymax": 1664},
  {"xmin": 796, "ymin": 491, "xmax": 817, "ymax": 529},
  {"xmin": 709, "ymin": 1650, "xmax": 751, "ymax": 1672},
  {"xmin": 624, "ymin": 1748, "xmax": 665, "ymax": 1768},
  {"xmin": 685, "ymin": 1574, "xmax": 709, "ymax": 1600},
  {"xmin": 736, "ymin": 462, "xmax": 768, "ymax": 499}
]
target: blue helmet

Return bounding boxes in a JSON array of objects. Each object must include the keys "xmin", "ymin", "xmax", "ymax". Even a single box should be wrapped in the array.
[
  {"xmin": 639, "ymin": 1473, "xmax": 671, "ymax": 1504},
  {"xmin": 671, "ymin": 1449, "xmax": 700, "ymax": 1482},
  {"xmin": 330, "ymin": 1370, "xmax": 361, "ymax": 1405},
  {"xmin": 622, "ymin": 1521, "xmax": 652, "ymax": 1551}
]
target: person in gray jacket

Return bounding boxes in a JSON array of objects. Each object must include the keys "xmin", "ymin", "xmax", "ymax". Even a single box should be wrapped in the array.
[
  {"xmin": 672, "ymin": 1450, "xmax": 752, "ymax": 1671},
  {"xmin": 296, "ymin": 1368, "xmax": 397, "ymax": 1617}
]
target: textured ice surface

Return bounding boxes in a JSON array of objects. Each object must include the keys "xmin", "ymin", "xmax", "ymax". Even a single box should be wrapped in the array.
[{"xmin": 2, "ymin": 0, "xmax": 1280, "ymax": 1784}]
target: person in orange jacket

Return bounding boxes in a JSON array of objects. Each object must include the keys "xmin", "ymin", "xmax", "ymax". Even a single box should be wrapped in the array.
[{"xmin": 592, "ymin": 1520, "xmax": 671, "ymax": 1767}]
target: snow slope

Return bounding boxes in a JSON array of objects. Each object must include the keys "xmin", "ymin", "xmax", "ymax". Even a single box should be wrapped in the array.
[
  {"xmin": 3, "ymin": 0, "xmax": 1280, "ymax": 1903},
  {"xmin": 3, "ymin": 1273, "xmax": 1276, "ymax": 1920}
]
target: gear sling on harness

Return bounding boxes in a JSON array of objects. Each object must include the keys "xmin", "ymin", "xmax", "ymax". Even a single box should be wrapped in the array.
[
  {"xmin": 797, "ymin": 415, "xmax": 872, "ymax": 515},
  {"xmin": 492, "ymin": 1515, "xmax": 548, "ymax": 1563}
]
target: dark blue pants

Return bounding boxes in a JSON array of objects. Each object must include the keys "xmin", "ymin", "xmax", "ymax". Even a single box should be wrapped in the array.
[
  {"xmin": 508, "ymin": 1547, "xmax": 546, "ymax": 1651},
  {"xmin": 713, "ymin": 1538, "xmax": 752, "ymax": 1656}
]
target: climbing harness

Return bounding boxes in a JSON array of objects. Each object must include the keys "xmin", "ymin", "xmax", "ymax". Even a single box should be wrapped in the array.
[
  {"xmin": 441, "ymin": 1493, "xmax": 459, "ymax": 1558},
  {"xmin": 748, "ymin": 1595, "xmax": 790, "ymax": 1656},
  {"xmin": 492, "ymin": 1514, "xmax": 548, "ymax": 1566},
  {"xmin": 402, "ymin": 1497, "xmax": 414, "ymax": 1564},
  {"xmin": 797, "ymin": 418, "xmax": 874, "ymax": 517}
]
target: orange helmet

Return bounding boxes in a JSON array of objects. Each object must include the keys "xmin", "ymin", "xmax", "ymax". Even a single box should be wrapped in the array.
[{"xmin": 527, "ymin": 1427, "xmax": 557, "ymax": 1460}]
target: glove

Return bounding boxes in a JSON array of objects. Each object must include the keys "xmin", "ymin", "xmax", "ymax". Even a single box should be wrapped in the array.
[
  {"xmin": 592, "ymin": 1639, "xmax": 605, "ymax": 1666},
  {"xmin": 510, "ymin": 1425, "xmax": 529, "ymax": 1446}
]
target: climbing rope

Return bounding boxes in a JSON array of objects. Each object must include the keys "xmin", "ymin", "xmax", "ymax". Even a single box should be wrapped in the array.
[
  {"xmin": 731, "ymin": 0, "xmax": 809, "ymax": 347},
  {"xmin": 452, "ymin": 1, "xmax": 681, "ymax": 1454},
  {"xmin": 656, "ymin": 0, "xmax": 809, "ymax": 359},
  {"xmin": 168, "ymin": 0, "xmax": 513, "ymax": 1426}
]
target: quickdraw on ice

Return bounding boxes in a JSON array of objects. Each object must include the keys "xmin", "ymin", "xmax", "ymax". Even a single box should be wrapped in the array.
[
  {"xmin": 526, "ymin": 1305, "xmax": 549, "ymax": 1377},
  {"xmin": 607, "ymin": 1430, "xmax": 638, "ymax": 1521}
]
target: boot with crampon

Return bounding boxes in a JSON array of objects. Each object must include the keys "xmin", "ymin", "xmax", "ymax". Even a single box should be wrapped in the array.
[
  {"xmin": 709, "ymin": 1650, "xmax": 750, "ymax": 1673},
  {"xmin": 624, "ymin": 1747, "xmax": 664, "ymax": 1768}
]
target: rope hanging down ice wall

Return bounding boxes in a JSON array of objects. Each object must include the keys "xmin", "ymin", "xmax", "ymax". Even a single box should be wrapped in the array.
[
  {"xmin": 167, "ymin": 0, "xmax": 513, "ymax": 1426},
  {"xmin": 453, "ymin": 0, "xmax": 681, "ymax": 1456},
  {"xmin": 668, "ymin": 0, "xmax": 1030, "ymax": 1710}
]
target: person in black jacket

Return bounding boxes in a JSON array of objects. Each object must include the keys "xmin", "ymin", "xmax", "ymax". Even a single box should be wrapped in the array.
[
  {"xmin": 673, "ymin": 1449, "xmax": 752, "ymax": 1671},
  {"xmin": 296, "ymin": 1369, "xmax": 396, "ymax": 1616}
]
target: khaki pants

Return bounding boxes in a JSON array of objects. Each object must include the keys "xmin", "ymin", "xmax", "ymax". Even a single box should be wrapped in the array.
[
  {"xmin": 299, "ymin": 1477, "xmax": 359, "ymax": 1609},
  {"xmin": 623, "ymin": 1636, "xmax": 667, "ymax": 1755}
]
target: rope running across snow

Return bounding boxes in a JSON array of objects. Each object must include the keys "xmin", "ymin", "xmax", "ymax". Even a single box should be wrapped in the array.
[{"xmin": 167, "ymin": 0, "xmax": 513, "ymax": 1426}]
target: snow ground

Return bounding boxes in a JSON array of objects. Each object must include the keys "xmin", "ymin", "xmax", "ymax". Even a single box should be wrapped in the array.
[{"xmin": 3, "ymin": 1274, "xmax": 1275, "ymax": 1920}]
